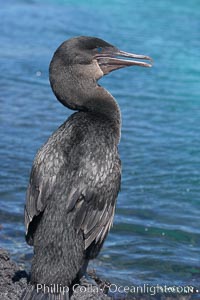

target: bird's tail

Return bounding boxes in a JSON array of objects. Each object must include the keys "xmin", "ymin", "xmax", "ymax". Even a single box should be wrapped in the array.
[{"xmin": 20, "ymin": 285, "xmax": 69, "ymax": 300}]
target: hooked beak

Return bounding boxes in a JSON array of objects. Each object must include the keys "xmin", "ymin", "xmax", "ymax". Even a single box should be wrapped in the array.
[{"xmin": 95, "ymin": 49, "xmax": 153, "ymax": 75}]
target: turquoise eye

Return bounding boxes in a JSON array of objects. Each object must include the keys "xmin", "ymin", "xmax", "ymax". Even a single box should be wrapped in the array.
[{"xmin": 97, "ymin": 47, "xmax": 102, "ymax": 53}]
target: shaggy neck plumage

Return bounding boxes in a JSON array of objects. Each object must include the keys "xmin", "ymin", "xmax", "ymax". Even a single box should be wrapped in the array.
[{"xmin": 49, "ymin": 61, "xmax": 121, "ymax": 142}]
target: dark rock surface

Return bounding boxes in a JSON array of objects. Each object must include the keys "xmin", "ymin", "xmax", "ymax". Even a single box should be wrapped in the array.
[
  {"xmin": 0, "ymin": 248, "xmax": 28, "ymax": 300},
  {"xmin": 0, "ymin": 248, "xmax": 198, "ymax": 300},
  {"xmin": 0, "ymin": 248, "xmax": 111, "ymax": 300}
]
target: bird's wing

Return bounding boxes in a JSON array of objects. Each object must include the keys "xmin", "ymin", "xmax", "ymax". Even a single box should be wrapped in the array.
[
  {"xmin": 74, "ymin": 191, "xmax": 116, "ymax": 250},
  {"xmin": 25, "ymin": 120, "xmax": 121, "ymax": 250},
  {"xmin": 25, "ymin": 125, "xmax": 66, "ymax": 245},
  {"xmin": 66, "ymin": 158, "xmax": 121, "ymax": 250}
]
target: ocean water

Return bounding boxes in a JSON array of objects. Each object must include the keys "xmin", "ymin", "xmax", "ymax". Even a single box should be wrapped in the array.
[{"xmin": 0, "ymin": 0, "xmax": 200, "ymax": 292}]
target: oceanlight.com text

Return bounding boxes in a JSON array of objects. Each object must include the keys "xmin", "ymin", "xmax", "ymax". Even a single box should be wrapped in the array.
[
  {"xmin": 36, "ymin": 283, "xmax": 197, "ymax": 296},
  {"xmin": 107, "ymin": 283, "xmax": 196, "ymax": 296}
]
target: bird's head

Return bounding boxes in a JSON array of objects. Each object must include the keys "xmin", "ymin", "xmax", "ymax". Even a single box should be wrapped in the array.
[{"xmin": 49, "ymin": 36, "xmax": 152, "ymax": 111}]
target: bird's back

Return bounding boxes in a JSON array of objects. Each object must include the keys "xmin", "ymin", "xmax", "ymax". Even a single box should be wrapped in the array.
[{"xmin": 25, "ymin": 111, "xmax": 121, "ymax": 286}]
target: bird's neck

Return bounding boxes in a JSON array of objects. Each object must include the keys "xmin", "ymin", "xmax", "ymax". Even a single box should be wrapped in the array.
[
  {"xmin": 50, "ymin": 66, "xmax": 121, "ymax": 143},
  {"xmin": 83, "ymin": 84, "xmax": 121, "ymax": 134}
]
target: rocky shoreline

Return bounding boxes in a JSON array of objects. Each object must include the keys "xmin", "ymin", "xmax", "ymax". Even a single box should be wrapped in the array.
[{"xmin": 0, "ymin": 248, "xmax": 198, "ymax": 300}]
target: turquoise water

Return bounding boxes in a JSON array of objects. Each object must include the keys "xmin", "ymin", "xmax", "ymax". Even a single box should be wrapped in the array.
[{"xmin": 0, "ymin": 0, "xmax": 200, "ymax": 290}]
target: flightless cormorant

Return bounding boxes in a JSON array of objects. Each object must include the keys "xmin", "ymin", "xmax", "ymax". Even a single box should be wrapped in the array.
[{"xmin": 22, "ymin": 36, "xmax": 152, "ymax": 299}]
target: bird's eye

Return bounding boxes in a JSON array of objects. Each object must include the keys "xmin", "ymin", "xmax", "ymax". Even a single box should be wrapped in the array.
[{"xmin": 97, "ymin": 47, "xmax": 102, "ymax": 53}]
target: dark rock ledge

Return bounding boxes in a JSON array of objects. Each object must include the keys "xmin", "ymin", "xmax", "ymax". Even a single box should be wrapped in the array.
[{"xmin": 0, "ymin": 248, "xmax": 198, "ymax": 300}]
